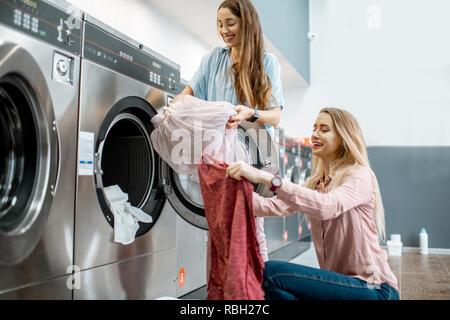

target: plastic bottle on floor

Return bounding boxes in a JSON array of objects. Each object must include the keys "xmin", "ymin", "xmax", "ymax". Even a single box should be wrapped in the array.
[{"xmin": 420, "ymin": 228, "xmax": 428, "ymax": 255}]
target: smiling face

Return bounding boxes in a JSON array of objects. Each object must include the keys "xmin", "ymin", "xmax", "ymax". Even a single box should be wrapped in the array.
[
  {"xmin": 311, "ymin": 112, "xmax": 343, "ymax": 163},
  {"xmin": 217, "ymin": 7, "xmax": 241, "ymax": 49}
]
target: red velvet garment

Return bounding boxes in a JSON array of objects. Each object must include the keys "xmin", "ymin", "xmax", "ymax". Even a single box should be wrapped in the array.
[{"xmin": 198, "ymin": 160, "xmax": 265, "ymax": 300}]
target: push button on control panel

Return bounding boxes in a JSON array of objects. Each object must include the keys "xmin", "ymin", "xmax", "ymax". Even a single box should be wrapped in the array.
[
  {"xmin": 56, "ymin": 59, "xmax": 68, "ymax": 76},
  {"xmin": 168, "ymin": 72, "xmax": 177, "ymax": 90},
  {"xmin": 53, "ymin": 51, "xmax": 74, "ymax": 85}
]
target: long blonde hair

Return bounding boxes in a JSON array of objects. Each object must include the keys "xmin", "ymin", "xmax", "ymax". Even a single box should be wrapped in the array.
[
  {"xmin": 218, "ymin": 0, "xmax": 274, "ymax": 110},
  {"xmin": 304, "ymin": 108, "xmax": 386, "ymax": 243}
]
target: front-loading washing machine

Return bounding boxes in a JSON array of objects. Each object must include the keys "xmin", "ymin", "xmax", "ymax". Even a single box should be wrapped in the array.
[
  {"xmin": 298, "ymin": 140, "xmax": 313, "ymax": 241},
  {"xmin": 73, "ymin": 14, "xmax": 181, "ymax": 299},
  {"xmin": 284, "ymin": 137, "xmax": 314, "ymax": 247},
  {"xmin": 0, "ymin": 0, "xmax": 82, "ymax": 299},
  {"xmin": 284, "ymin": 138, "xmax": 302, "ymax": 244},
  {"xmin": 262, "ymin": 127, "xmax": 286, "ymax": 255},
  {"xmin": 161, "ymin": 79, "xmax": 209, "ymax": 298}
]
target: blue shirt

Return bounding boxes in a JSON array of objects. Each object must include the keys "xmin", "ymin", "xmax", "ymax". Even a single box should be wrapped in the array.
[{"xmin": 189, "ymin": 46, "xmax": 284, "ymax": 137}]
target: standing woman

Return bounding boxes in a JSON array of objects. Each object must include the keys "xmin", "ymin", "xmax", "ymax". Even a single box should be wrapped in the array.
[
  {"xmin": 172, "ymin": 0, "xmax": 285, "ymax": 266},
  {"xmin": 171, "ymin": 0, "xmax": 284, "ymax": 137},
  {"xmin": 226, "ymin": 108, "xmax": 399, "ymax": 300}
]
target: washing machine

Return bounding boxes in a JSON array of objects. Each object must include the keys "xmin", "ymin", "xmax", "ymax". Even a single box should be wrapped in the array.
[
  {"xmin": 262, "ymin": 127, "xmax": 286, "ymax": 255},
  {"xmin": 299, "ymin": 141, "xmax": 313, "ymax": 241},
  {"xmin": 285, "ymin": 137, "xmax": 314, "ymax": 244},
  {"xmin": 0, "ymin": 0, "xmax": 82, "ymax": 299},
  {"xmin": 160, "ymin": 79, "xmax": 208, "ymax": 298},
  {"xmin": 284, "ymin": 138, "xmax": 302, "ymax": 244},
  {"xmin": 300, "ymin": 139, "xmax": 313, "ymax": 182},
  {"xmin": 73, "ymin": 14, "xmax": 181, "ymax": 299},
  {"xmin": 168, "ymin": 86, "xmax": 280, "ymax": 297}
]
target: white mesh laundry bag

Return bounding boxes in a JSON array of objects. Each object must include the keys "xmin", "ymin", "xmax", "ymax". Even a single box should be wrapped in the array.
[{"xmin": 150, "ymin": 95, "xmax": 250, "ymax": 177}]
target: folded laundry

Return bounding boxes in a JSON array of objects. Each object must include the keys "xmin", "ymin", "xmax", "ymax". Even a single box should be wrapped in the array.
[
  {"xmin": 150, "ymin": 95, "xmax": 250, "ymax": 178},
  {"xmin": 103, "ymin": 185, "xmax": 152, "ymax": 245}
]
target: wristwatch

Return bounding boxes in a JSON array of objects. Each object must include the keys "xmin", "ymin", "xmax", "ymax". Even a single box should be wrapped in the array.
[
  {"xmin": 270, "ymin": 175, "xmax": 283, "ymax": 192},
  {"xmin": 248, "ymin": 109, "xmax": 259, "ymax": 123}
]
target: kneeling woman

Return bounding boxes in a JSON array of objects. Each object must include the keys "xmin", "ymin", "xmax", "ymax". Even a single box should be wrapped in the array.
[{"xmin": 227, "ymin": 108, "xmax": 399, "ymax": 300}]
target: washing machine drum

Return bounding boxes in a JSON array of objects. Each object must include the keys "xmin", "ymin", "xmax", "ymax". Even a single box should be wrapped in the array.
[
  {"xmin": 166, "ymin": 121, "xmax": 279, "ymax": 230},
  {"xmin": 94, "ymin": 97, "xmax": 165, "ymax": 237},
  {"xmin": 0, "ymin": 44, "xmax": 58, "ymax": 265}
]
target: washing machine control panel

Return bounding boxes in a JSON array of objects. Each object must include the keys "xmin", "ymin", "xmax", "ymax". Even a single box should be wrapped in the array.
[
  {"xmin": 83, "ymin": 22, "xmax": 181, "ymax": 94},
  {"xmin": 0, "ymin": 0, "xmax": 82, "ymax": 55}
]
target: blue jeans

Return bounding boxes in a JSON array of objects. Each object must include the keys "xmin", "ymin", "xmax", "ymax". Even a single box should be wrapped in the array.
[{"xmin": 263, "ymin": 260, "xmax": 399, "ymax": 300}]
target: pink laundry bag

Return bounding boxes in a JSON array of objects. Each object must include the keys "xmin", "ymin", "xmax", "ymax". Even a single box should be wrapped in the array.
[{"xmin": 150, "ymin": 95, "xmax": 250, "ymax": 177}]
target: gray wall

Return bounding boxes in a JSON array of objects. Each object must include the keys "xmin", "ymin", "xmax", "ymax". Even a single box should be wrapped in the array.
[
  {"xmin": 253, "ymin": 0, "xmax": 310, "ymax": 83},
  {"xmin": 368, "ymin": 147, "xmax": 450, "ymax": 248}
]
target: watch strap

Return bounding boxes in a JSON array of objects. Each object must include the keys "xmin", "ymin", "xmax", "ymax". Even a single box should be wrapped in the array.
[
  {"xmin": 248, "ymin": 109, "xmax": 258, "ymax": 122},
  {"xmin": 270, "ymin": 175, "xmax": 282, "ymax": 192}
]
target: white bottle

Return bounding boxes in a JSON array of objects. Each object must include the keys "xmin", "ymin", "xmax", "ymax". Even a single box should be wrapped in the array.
[{"xmin": 420, "ymin": 228, "xmax": 428, "ymax": 255}]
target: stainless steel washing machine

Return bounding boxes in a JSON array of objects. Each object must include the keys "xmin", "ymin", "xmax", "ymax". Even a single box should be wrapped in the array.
[
  {"xmin": 0, "ymin": 0, "xmax": 82, "ymax": 299},
  {"xmin": 298, "ymin": 141, "xmax": 313, "ymax": 241},
  {"xmin": 160, "ymin": 79, "xmax": 208, "ymax": 298},
  {"xmin": 263, "ymin": 127, "xmax": 286, "ymax": 254},
  {"xmin": 284, "ymin": 137, "xmax": 302, "ymax": 244},
  {"xmin": 73, "ymin": 14, "xmax": 181, "ymax": 299},
  {"xmin": 284, "ymin": 136, "xmax": 314, "ymax": 244}
]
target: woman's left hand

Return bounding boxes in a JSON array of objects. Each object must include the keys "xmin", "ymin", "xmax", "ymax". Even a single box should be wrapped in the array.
[
  {"xmin": 226, "ymin": 105, "xmax": 255, "ymax": 129},
  {"xmin": 226, "ymin": 161, "xmax": 273, "ymax": 186}
]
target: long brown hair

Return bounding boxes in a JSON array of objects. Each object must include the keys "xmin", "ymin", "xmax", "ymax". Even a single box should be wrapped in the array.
[
  {"xmin": 218, "ymin": 0, "xmax": 274, "ymax": 110},
  {"xmin": 304, "ymin": 108, "xmax": 386, "ymax": 243}
]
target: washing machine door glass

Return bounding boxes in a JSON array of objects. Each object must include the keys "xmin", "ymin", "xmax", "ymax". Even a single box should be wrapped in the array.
[
  {"xmin": 0, "ymin": 86, "xmax": 25, "ymax": 221},
  {"xmin": 0, "ymin": 76, "xmax": 51, "ymax": 231},
  {"xmin": 0, "ymin": 66, "xmax": 57, "ymax": 265},
  {"xmin": 173, "ymin": 174, "xmax": 203, "ymax": 208}
]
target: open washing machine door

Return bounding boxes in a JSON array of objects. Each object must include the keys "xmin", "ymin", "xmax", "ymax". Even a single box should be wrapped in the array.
[
  {"xmin": 162, "ymin": 120, "xmax": 279, "ymax": 230},
  {"xmin": 92, "ymin": 96, "xmax": 166, "ymax": 237},
  {"xmin": 0, "ymin": 44, "xmax": 59, "ymax": 265}
]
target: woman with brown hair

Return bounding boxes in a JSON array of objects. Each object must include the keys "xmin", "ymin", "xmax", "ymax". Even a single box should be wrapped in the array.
[
  {"xmin": 170, "ymin": 1, "xmax": 284, "ymax": 285},
  {"xmin": 171, "ymin": 0, "xmax": 284, "ymax": 138}
]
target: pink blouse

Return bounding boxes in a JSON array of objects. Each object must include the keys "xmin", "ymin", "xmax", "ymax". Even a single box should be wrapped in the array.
[{"xmin": 253, "ymin": 165, "xmax": 398, "ymax": 291}]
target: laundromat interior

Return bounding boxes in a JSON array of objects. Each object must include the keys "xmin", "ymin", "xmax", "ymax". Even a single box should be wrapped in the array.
[{"xmin": 0, "ymin": 0, "xmax": 449, "ymax": 301}]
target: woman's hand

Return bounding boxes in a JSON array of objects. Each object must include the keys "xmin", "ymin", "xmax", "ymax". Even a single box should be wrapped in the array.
[
  {"xmin": 226, "ymin": 161, "xmax": 274, "ymax": 187},
  {"xmin": 169, "ymin": 85, "xmax": 194, "ymax": 107},
  {"xmin": 226, "ymin": 105, "xmax": 255, "ymax": 129},
  {"xmin": 169, "ymin": 93, "xmax": 187, "ymax": 107}
]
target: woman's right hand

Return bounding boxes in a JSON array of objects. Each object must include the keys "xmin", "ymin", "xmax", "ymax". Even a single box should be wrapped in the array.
[
  {"xmin": 169, "ymin": 93, "xmax": 187, "ymax": 107},
  {"xmin": 169, "ymin": 85, "xmax": 194, "ymax": 107}
]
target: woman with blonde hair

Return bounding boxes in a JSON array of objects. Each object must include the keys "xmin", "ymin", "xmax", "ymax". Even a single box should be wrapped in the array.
[{"xmin": 227, "ymin": 108, "xmax": 399, "ymax": 300}]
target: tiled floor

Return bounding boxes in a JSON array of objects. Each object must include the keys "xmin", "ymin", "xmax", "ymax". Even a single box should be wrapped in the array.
[
  {"xmin": 290, "ymin": 245, "xmax": 450, "ymax": 300},
  {"xmin": 388, "ymin": 252, "xmax": 450, "ymax": 300}
]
